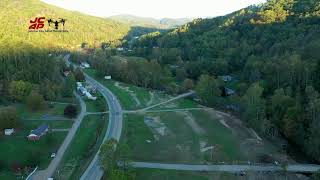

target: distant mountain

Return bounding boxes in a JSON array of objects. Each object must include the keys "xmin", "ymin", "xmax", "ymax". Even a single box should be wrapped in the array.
[
  {"xmin": 0, "ymin": 0, "xmax": 131, "ymax": 49},
  {"xmin": 109, "ymin": 14, "xmax": 192, "ymax": 29}
]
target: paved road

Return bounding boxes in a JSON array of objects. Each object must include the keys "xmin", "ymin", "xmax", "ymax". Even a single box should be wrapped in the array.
[
  {"xmin": 131, "ymin": 162, "xmax": 320, "ymax": 173},
  {"xmin": 80, "ymin": 73, "xmax": 123, "ymax": 180},
  {"xmin": 31, "ymin": 92, "xmax": 86, "ymax": 180}
]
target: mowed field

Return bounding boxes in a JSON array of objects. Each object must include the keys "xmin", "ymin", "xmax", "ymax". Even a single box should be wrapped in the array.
[{"xmin": 121, "ymin": 109, "xmax": 283, "ymax": 164}]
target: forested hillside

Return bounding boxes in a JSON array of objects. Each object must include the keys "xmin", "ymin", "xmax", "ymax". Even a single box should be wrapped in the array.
[
  {"xmin": 110, "ymin": 14, "xmax": 191, "ymax": 29},
  {"xmin": 0, "ymin": 0, "xmax": 130, "ymax": 49},
  {"xmin": 0, "ymin": 0, "xmax": 132, "ymax": 98},
  {"xmin": 130, "ymin": 0, "xmax": 320, "ymax": 162}
]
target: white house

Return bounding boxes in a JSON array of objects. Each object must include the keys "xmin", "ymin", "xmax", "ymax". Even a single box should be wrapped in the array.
[
  {"xmin": 85, "ymin": 91, "xmax": 97, "ymax": 100},
  {"xmin": 4, "ymin": 128, "xmax": 14, "ymax": 136}
]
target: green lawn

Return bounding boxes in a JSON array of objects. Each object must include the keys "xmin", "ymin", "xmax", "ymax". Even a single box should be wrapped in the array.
[
  {"xmin": 0, "ymin": 171, "xmax": 17, "ymax": 180},
  {"xmin": 0, "ymin": 131, "xmax": 67, "ymax": 170},
  {"xmin": 16, "ymin": 103, "xmax": 70, "ymax": 120},
  {"xmin": 56, "ymin": 114, "xmax": 108, "ymax": 180},
  {"xmin": 22, "ymin": 120, "xmax": 73, "ymax": 130},
  {"xmin": 133, "ymin": 169, "xmax": 208, "ymax": 180},
  {"xmin": 122, "ymin": 109, "xmax": 276, "ymax": 163},
  {"xmin": 189, "ymin": 110, "xmax": 244, "ymax": 162}
]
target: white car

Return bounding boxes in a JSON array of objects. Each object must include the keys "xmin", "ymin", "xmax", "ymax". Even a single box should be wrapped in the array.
[{"xmin": 51, "ymin": 153, "xmax": 56, "ymax": 158}]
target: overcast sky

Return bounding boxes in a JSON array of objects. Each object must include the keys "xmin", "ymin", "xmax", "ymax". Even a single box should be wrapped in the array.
[{"xmin": 42, "ymin": 0, "xmax": 266, "ymax": 19}]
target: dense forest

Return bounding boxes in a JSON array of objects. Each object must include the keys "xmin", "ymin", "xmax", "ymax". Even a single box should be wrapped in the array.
[{"xmin": 127, "ymin": 0, "xmax": 320, "ymax": 162}]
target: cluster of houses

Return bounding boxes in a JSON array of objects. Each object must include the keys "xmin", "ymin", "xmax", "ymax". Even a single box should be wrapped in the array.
[
  {"xmin": 77, "ymin": 82, "xmax": 97, "ymax": 100},
  {"xmin": 3, "ymin": 124, "xmax": 49, "ymax": 141},
  {"xmin": 4, "ymin": 124, "xmax": 50, "ymax": 141}
]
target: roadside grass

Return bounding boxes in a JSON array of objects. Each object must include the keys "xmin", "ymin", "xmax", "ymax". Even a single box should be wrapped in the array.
[
  {"xmin": 0, "ymin": 131, "xmax": 67, "ymax": 170},
  {"xmin": 121, "ymin": 112, "xmax": 201, "ymax": 163},
  {"xmin": 16, "ymin": 103, "xmax": 70, "ymax": 120},
  {"xmin": 101, "ymin": 80, "xmax": 137, "ymax": 110},
  {"xmin": 56, "ymin": 114, "xmax": 108, "ymax": 180},
  {"xmin": 84, "ymin": 91, "xmax": 108, "ymax": 112}
]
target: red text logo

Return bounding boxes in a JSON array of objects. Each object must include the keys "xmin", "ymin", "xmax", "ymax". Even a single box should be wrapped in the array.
[{"xmin": 29, "ymin": 17, "xmax": 45, "ymax": 29}]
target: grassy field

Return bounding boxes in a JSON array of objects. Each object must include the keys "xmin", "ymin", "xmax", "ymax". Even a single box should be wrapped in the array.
[
  {"xmin": 132, "ymin": 169, "xmax": 304, "ymax": 180},
  {"xmin": 189, "ymin": 110, "xmax": 244, "ymax": 162},
  {"xmin": 133, "ymin": 169, "xmax": 208, "ymax": 180},
  {"xmin": 154, "ymin": 98, "xmax": 200, "ymax": 110},
  {"xmin": 84, "ymin": 68, "xmax": 198, "ymax": 110},
  {"xmin": 21, "ymin": 120, "xmax": 73, "ymax": 129},
  {"xmin": 0, "ymin": 171, "xmax": 16, "ymax": 180},
  {"xmin": 122, "ymin": 109, "xmax": 281, "ymax": 164},
  {"xmin": 121, "ymin": 112, "xmax": 202, "ymax": 163},
  {"xmin": 16, "ymin": 103, "xmax": 70, "ymax": 120},
  {"xmin": 0, "ymin": 131, "xmax": 67, "ymax": 170},
  {"xmin": 56, "ymin": 114, "xmax": 109, "ymax": 180}
]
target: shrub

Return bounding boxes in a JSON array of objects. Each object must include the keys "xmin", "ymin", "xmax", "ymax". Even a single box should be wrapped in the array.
[{"xmin": 64, "ymin": 105, "xmax": 78, "ymax": 118}]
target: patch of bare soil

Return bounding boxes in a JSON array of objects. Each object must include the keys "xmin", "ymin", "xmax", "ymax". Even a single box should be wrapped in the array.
[
  {"xmin": 144, "ymin": 116, "xmax": 170, "ymax": 140},
  {"xmin": 147, "ymin": 91, "xmax": 154, "ymax": 106}
]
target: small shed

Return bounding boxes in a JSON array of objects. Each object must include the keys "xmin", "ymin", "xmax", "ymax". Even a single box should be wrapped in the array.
[
  {"xmin": 104, "ymin": 76, "xmax": 112, "ymax": 80},
  {"xmin": 4, "ymin": 128, "xmax": 14, "ymax": 136},
  {"xmin": 221, "ymin": 75, "xmax": 233, "ymax": 82}
]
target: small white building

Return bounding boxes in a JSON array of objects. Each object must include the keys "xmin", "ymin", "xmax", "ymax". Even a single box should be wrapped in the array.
[
  {"xmin": 76, "ymin": 82, "xmax": 83, "ymax": 88},
  {"xmin": 104, "ymin": 76, "xmax": 112, "ymax": 80},
  {"xmin": 4, "ymin": 128, "xmax": 14, "ymax": 136},
  {"xmin": 80, "ymin": 62, "xmax": 90, "ymax": 68},
  {"xmin": 85, "ymin": 91, "xmax": 97, "ymax": 100}
]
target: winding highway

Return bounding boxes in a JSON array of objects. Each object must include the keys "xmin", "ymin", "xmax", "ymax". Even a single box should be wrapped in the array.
[{"xmin": 80, "ymin": 73, "xmax": 123, "ymax": 180}]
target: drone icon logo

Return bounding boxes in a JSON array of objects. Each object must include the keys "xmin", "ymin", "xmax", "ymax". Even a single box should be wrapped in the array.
[{"xmin": 47, "ymin": 18, "xmax": 67, "ymax": 30}]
